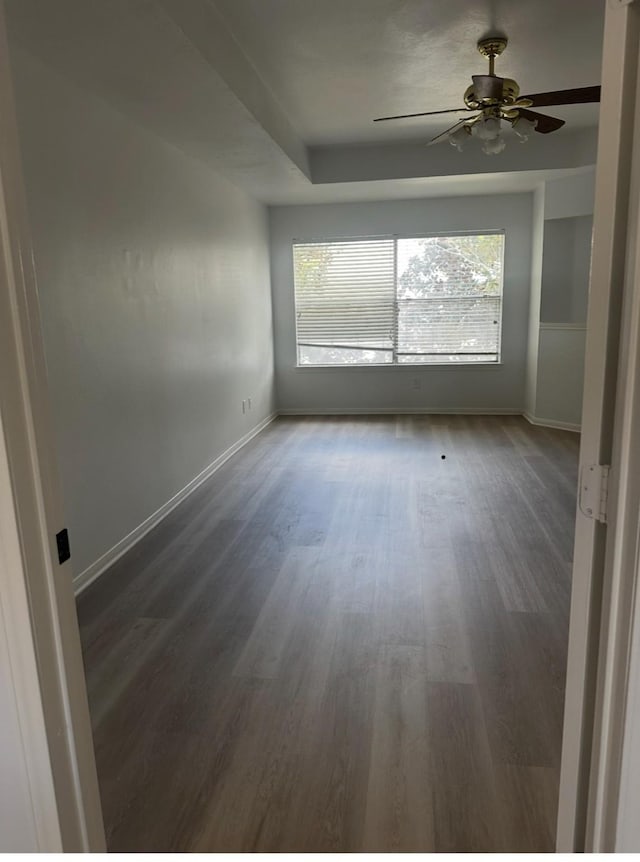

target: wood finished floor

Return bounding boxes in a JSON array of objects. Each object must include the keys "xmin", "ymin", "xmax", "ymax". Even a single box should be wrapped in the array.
[{"xmin": 77, "ymin": 415, "xmax": 579, "ymax": 852}]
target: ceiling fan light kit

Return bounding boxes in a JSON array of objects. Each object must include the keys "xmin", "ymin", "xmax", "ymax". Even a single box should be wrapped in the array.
[
  {"xmin": 480, "ymin": 132, "xmax": 507, "ymax": 155},
  {"xmin": 471, "ymin": 114, "xmax": 501, "ymax": 141},
  {"xmin": 469, "ymin": 113, "xmax": 508, "ymax": 155},
  {"xmin": 512, "ymin": 114, "xmax": 537, "ymax": 143},
  {"xmin": 448, "ymin": 124, "xmax": 470, "ymax": 152},
  {"xmin": 373, "ymin": 35, "xmax": 601, "ymax": 156}
]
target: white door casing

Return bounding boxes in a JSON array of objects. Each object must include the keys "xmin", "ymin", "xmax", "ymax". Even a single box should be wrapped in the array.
[
  {"xmin": 557, "ymin": 0, "xmax": 640, "ymax": 851},
  {"xmin": 587, "ymin": 6, "xmax": 640, "ymax": 846},
  {"xmin": 0, "ymin": 405, "xmax": 61, "ymax": 851}
]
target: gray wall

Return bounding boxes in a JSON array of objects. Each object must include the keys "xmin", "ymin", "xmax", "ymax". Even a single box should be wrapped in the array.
[
  {"xmin": 541, "ymin": 215, "xmax": 593, "ymax": 323},
  {"xmin": 10, "ymin": 49, "xmax": 275, "ymax": 575},
  {"xmin": 544, "ymin": 168, "xmax": 596, "ymax": 220},
  {"xmin": 535, "ymin": 326, "xmax": 586, "ymax": 428},
  {"xmin": 270, "ymin": 194, "xmax": 533, "ymax": 412},
  {"xmin": 572, "ymin": 215, "xmax": 593, "ymax": 323},
  {"xmin": 525, "ymin": 186, "xmax": 546, "ymax": 418},
  {"xmin": 541, "ymin": 218, "xmax": 576, "ymax": 322}
]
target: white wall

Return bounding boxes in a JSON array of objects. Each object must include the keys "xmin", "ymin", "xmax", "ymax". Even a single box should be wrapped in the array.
[
  {"xmin": 533, "ymin": 211, "xmax": 593, "ymax": 427},
  {"xmin": 572, "ymin": 215, "xmax": 594, "ymax": 323},
  {"xmin": 527, "ymin": 172, "xmax": 595, "ymax": 430},
  {"xmin": 535, "ymin": 325, "xmax": 587, "ymax": 429},
  {"xmin": 270, "ymin": 194, "xmax": 533, "ymax": 413},
  {"xmin": 541, "ymin": 217, "xmax": 577, "ymax": 322},
  {"xmin": 544, "ymin": 168, "xmax": 596, "ymax": 220},
  {"xmin": 541, "ymin": 215, "xmax": 593, "ymax": 323},
  {"xmin": 526, "ymin": 185, "xmax": 546, "ymax": 418},
  {"xmin": 9, "ymin": 48, "xmax": 275, "ymax": 577}
]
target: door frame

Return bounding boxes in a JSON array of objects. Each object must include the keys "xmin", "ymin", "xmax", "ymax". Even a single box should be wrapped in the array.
[
  {"xmin": 0, "ymin": 1, "xmax": 104, "ymax": 851},
  {"xmin": 557, "ymin": 0, "xmax": 640, "ymax": 852},
  {"xmin": 584, "ymin": 0, "xmax": 640, "ymax": 847}
]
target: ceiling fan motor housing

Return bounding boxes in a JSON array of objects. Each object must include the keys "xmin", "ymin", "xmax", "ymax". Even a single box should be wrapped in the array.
[
  {"xmin": 464, "ymin": 77, "xmax": 521, "ymax": 108},
  {"xmin": 469, "ymin": 74, "xmax": 503, "ymax": 104}
]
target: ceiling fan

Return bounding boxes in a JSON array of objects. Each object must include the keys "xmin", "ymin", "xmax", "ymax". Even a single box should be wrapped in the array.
[{"xmin": 373, "ymin": 36, "xmax": 601, "ymax": 154}]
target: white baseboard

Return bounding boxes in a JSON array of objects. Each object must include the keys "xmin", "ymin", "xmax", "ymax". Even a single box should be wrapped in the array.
[
  {"xmin": 73, "ymin": 412, "xmax": 277, "ymax": 596},
  {"xmin": 524, "ymin": 411, "xmax": 581, "ymax": 433},
  {"xmin": 278, "ymin": 407, "xmax": 523, "ymax": 416}
]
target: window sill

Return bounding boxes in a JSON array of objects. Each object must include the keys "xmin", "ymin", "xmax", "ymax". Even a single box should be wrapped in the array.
[{"xmin": 293, "ymin": 362, "xmax": 503, "ymax": 372}]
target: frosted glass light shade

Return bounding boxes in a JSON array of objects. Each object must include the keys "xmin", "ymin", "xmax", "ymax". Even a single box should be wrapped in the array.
[
  {"xmin": 472, "ymin": 116, "xmax": 501, "ymax": 141},
  {"xmin": 449, "ymin": 126, "xmax": 469, "ymax": 151},
  {"xmin": 482, "ymin": 135, "xmax": 507, "ymax": 155},
  {"xmin": 513, "ymin": 116, "xmax": 537, "ymax": 142}
]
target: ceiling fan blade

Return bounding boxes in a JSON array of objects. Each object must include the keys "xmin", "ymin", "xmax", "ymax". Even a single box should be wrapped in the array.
[
  {"xmin": 518, "ymin": 108, "xmax": 565, "ymax": 134},
  {"xmin": 374, "ymin": 107, "xmax": 472, "ymax": 122},
  {"xmin": 426, "ymin": 116, "xmax": 477, "ymax": 146},
  {"xmin": 520, "ymin": 86, "xmax": 601, "ymax": 108}
]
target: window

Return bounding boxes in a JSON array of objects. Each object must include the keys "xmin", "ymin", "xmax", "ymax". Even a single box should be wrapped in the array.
[{"xmin": 293, "ymin": 232, "xmax": 505, "ymax": 366}]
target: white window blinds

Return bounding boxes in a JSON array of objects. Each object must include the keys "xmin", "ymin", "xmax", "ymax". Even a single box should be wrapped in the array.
[
  {"xmin": 294, "ymin": 239, "xmax": 395, "ymax": 365},
  {"xmin": 396, "ymin": 234, "xmax": 503, "ymax": 363},
  {"xmin": 293, "ymin": 232, "xmax": 504, "ymax": 366},
  {"xmin": 396, "ymin": 297, "xmax": 501, "ymax": 361}
]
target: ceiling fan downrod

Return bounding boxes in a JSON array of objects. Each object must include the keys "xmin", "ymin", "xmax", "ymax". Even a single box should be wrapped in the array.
[{"xmin": 477, "ymin": 36, "xmax": 508, "ymax": 77}]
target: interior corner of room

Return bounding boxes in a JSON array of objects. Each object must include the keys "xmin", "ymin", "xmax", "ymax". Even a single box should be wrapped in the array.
[{"xmin": 3, "ymin": 0, "xmax": 640, "ymax": 853}]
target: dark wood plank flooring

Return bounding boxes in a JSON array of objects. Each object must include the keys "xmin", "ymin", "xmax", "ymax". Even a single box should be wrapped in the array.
[{"xmin": 77, "ymin": 415, "xmax": 579, "ymax": 852}]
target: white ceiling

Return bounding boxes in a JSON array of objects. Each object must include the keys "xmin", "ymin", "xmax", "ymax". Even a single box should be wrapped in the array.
[
  {"xmin": 5, "ymin": 0, "xmax": 605, "ymax": 204},
  {"xmin": 215, "ymin": 0, "xmax": 604, "ymax": 145}
]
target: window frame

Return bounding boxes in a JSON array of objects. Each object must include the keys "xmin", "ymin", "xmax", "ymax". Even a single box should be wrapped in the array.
[{"xmin": 292, "ymin": 230, "xmax": 506, "ymax": 369}]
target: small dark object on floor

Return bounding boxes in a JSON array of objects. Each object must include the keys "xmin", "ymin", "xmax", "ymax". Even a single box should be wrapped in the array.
[{"xmin": 441, "ymin": 454, "xmax": 446, "ymax": 460}]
